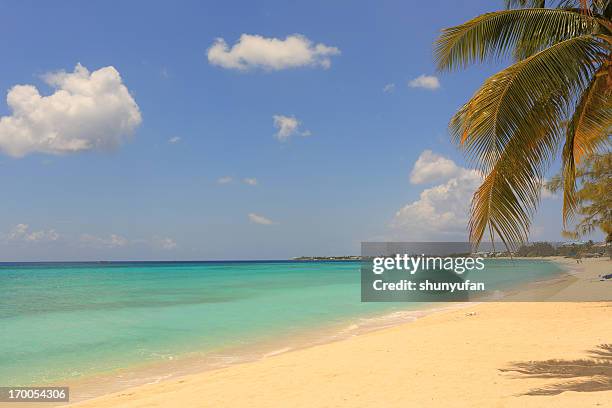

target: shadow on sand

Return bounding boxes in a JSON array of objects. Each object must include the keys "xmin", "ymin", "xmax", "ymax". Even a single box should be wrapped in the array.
[{"xmin": 500, "ymin": 344, "xmax": 612, "ymax": 395}]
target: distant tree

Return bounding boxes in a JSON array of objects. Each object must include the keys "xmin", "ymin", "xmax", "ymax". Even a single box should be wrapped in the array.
[
  {"xmin": 516, "ymin": 242, "xmax": 556, "ymax": 256},
  {"xmin": 548, "ymin": 152, "xmax": 612, "ymax": 242}
]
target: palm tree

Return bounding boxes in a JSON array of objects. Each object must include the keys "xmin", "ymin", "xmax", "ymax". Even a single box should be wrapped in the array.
[{"xmin": 435, "ymin": 0, "xmax": 612, "ymax": 249}]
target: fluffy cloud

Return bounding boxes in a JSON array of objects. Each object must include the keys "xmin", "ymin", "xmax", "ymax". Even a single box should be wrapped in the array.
[
  {"xmin": 273, "ymin": 114, "xmax": 310, "ymax": 142},
  {"xmin": 383, "ymin": 83, "xmax": 395, "ymax": 93},
  {"xmin": 217, "ymin": 176, "xmax": 233, "ymax": 184},
  {"xmin": 392, "ymin": 151, "xmax": 556, "ymax": 239},
  {"xmin": 5, "ymin": 224, "xmax": 59, "ymax": 242},
  {"xmin": 410, "ymin": 150, "xmax": 462, "ymax": 184},
  {"xmin": 408, "ymin": 74, "xmax": 440, "ymax": 90},
  {"xmin": 168, "ymin": 136, "xmax": 181, "ymax": 144},
  {"xmin": 1, "ymin": 224, "xmax": 178, "ymax": 252},
  {"xmin": 391, "ymin": 152, "xmax": 483, "ymax": 239},
  {"xmin": 0, "ymin": 64, "xmax": 141, "ymax": 157},
  {"xmin": 273, "ymin": 115, "xmax": 299, "ymax": 141},
  {"xmin": 243, "ymin": 177, "xmax": 258, "ymax": 186},
  {"xmin": 207, "ymin": 34, "xmax": 340, "ymax": 71},
  {"xmin": 248, "ymin": 213, "xmax": 275, "ymax": 225},
  {"xmin": 392, "ymin": 166, "xmax": 483, "ymax": 240}
]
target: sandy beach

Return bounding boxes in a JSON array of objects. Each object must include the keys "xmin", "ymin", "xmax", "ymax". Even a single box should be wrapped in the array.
[{"xmin": 64, "ymin": 257, "xmax": 611, "ymax": 408}]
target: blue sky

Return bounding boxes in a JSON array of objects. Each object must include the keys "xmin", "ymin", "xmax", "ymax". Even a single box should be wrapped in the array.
[{"xmin": 0, "ymin": 0, "xmax": 598, "ymax": 261}]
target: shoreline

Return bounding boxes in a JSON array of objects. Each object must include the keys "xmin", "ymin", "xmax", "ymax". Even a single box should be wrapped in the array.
[
  {"xmin": 4, "ymin": 257, "xmax": 601, "ymax": 406},
  {"xmin": 65, "ymin": 257, "xmax": 611, "ymax": 407},
  {"xmin": 49, "ymin": 299, "xmax": 473, "ymax": 405},
  {"xmin": 15, "ymin": 256, "xmax": 579, "ymax": 405}
]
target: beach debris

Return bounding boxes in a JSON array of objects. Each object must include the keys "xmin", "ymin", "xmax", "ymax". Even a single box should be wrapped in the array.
[{"xmin": 465, "ymin": 312, "xmax": 477, "ymax": 317}]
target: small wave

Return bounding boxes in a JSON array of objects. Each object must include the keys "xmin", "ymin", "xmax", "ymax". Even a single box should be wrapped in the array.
[
  {"xmin": 263, "ymin": 347, "xmax": 292, "ymax": 358},
  {"xmin": 144, "ymin": 373, "xmax": 173, "ymax": 385}
]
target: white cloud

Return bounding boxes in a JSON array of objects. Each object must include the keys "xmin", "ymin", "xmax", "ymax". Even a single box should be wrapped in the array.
[
  {"xmin": 391, "ymin": 151, "xmax": 483, "ymax": 239},
  {"xmin": 2, "ymin": 225, "xmax": 178, "ymax": 252},
  {"xmin": 168, "ymin": 136, "xmax": 181, "ymax": 144},
  {"xmin": 0, "ymin": 64, "xmax": 142, "ymax": 157},
  {"xmin": 273, "ymin": 114, "xmax": 310, "ymax": 141},
  {"xmin": 408, "ymin": 74, "xmax": 440, "ymax": 90},
  {"xmin": 410, "ymin": 150, "xmax": 461, "ymax": 184},
  {"xmin": 393, "ymin": 151, "xmax": 556, "ymax": 240},
  {"xmin": 383, "ymin": 83, "xmax": 395, "ymax": 93},
  {"xmin": 217, "ymin": 176, "xmax": 233, "ymax": 184},
  {"xmin": 392, "ymin": 167, "xmax": 483, "ymax": 240},
  {"xmin": 207, "ymin": 34, "xmax": 340, "ymax": 71},
  {"xmin": 80, "ymin": 233, "xmax": 178, "ymax": 250},
  {"xmin": 5, "ymin": 223, "xmax": 59, "ymax": 242},
  {"xmin": 243, "ymin": 177, "xmax": 258, "ymax": 186},
  {"xmin": 80, "ymin": 233, "xmax": 129, "ymax": 248},
  {"xmin": 248, "ymin": 213, "xmax": 275, "ymax": 225}
]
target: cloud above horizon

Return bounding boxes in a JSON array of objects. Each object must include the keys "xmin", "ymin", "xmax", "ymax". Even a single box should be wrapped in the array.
[
  {"xmin": 0, "ymin": 64, "xmax": 141, "ymax": 157},
  {"xmin": 392, "ymin": 155, "xmax": 482, "ymax": 240},
  {"xmin": 383, "ymin": 83, "xmax": 395, "ymax": 93},
  {"xmin": 243, "ymin": 177, "xmax": 258, "ymax": 186},
  {"xmin": 217, "ymin": 176, "xmax": 233, "ymax": 184},
  {"xmin": 0, "ymin": 223, "xmax": 177, "ymax": 252},
  {"xmin": 80, "ymin": 233, "xmax": 177, "ymax": 250},
  {"xmin": 392, "ymin": 151, "xmax": 556, "ymax": 240},
  {"xmin": 273, "ymin": 115, "xmax": 310, "ymax": 142},
  {"xmin": 80, "ymin": 233, "xmax": 129, "ymax": 248},
  {"xmin": 168, "ymin": 136, "xmax": 181, "ymax": 144},
  {"xmin": 248, "ymin": 213, "xmax": 275, "ymax": 225},
  {"xmin": 410, "ymin": 150, "xmax": 461, "ymax": 184},
  {"xmin": 207, "ymin": 34, "xmax": 340, "ymax": 71},
  {"xmin": 408, "ymin": 74, "xmax": 440, "ymax": 90},
  {"xmin": 4, "ymin": 224, "xmax": 60, "ymax": 243}
]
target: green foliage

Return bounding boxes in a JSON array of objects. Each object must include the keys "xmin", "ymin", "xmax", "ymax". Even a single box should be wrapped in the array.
[
  {"xmin": 515, "ymin": 240, "xmax": 608, "ymax": 256},
  {"xmin": 435, "ymin": 0, "xmax": 612, "ymax": 249},
  {"xmin": 548, "ymin": 152, "xmax": 612, "ymax": 241},
  {"xmin": 516, "ymin": 241, "xmax": 557, "ymax": 256}
]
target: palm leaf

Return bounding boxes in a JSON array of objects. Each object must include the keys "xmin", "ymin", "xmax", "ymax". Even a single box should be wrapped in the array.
[
  {"xmin": 508, "ymin": 0, "xmax": 611, "ymax": 10},
  {"xmin": 561, "ymin": 67, "xmax": 612, "ymax": 225},
  {"xmin": 469, "ymin": 100, "xmax": 562, "ymax": 248},
  {"xmin": 451, "ymin": 35, "xmax": 606, "ymax": 175},
  {"xmin": 436, "ymin": 8, "xmax": 597, "ymax": 71}
]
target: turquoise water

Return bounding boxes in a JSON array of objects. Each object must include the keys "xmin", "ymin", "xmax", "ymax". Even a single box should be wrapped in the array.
[{"xmin": 0, "ymin": 260, "xmax": 564, "ymax": 385}]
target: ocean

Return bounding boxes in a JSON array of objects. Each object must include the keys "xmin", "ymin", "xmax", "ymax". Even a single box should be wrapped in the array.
[{"xmin": 0, "ymin": 259, "xmax": 564, "ymax": 387}]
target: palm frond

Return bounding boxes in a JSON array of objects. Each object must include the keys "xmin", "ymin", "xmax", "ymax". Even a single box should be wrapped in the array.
[
  {"xmin": 436, "ymin": 8, "xmax": 597, "ymax": 71},
  {"xmin": 507, "ymin": 0, "xmax": 610, "ymax": 10},
  {"xmin": 469, "ymin": 100, "xmax": 562, "ymax": 249},
  {"xmin": 451, "ymin": 35, "xmax": 606, "ymax": 175},
  {"xmin": 558, "ymin": 0, "xmax": 612, "ymax": 14},
  {"xmin": 561, "ymin": 68, "xmax": 612, "ymax": 225}
]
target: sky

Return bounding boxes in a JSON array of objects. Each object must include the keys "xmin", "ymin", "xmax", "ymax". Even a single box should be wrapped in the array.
[{"xmin": 0, "ymin": 0, "xmax": 601, "ymax": 261}]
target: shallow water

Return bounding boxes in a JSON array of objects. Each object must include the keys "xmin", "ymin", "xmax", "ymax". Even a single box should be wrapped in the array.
[{"xmin": 0, "ymin": 259, "xmax": 563, "ymax": 386}]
